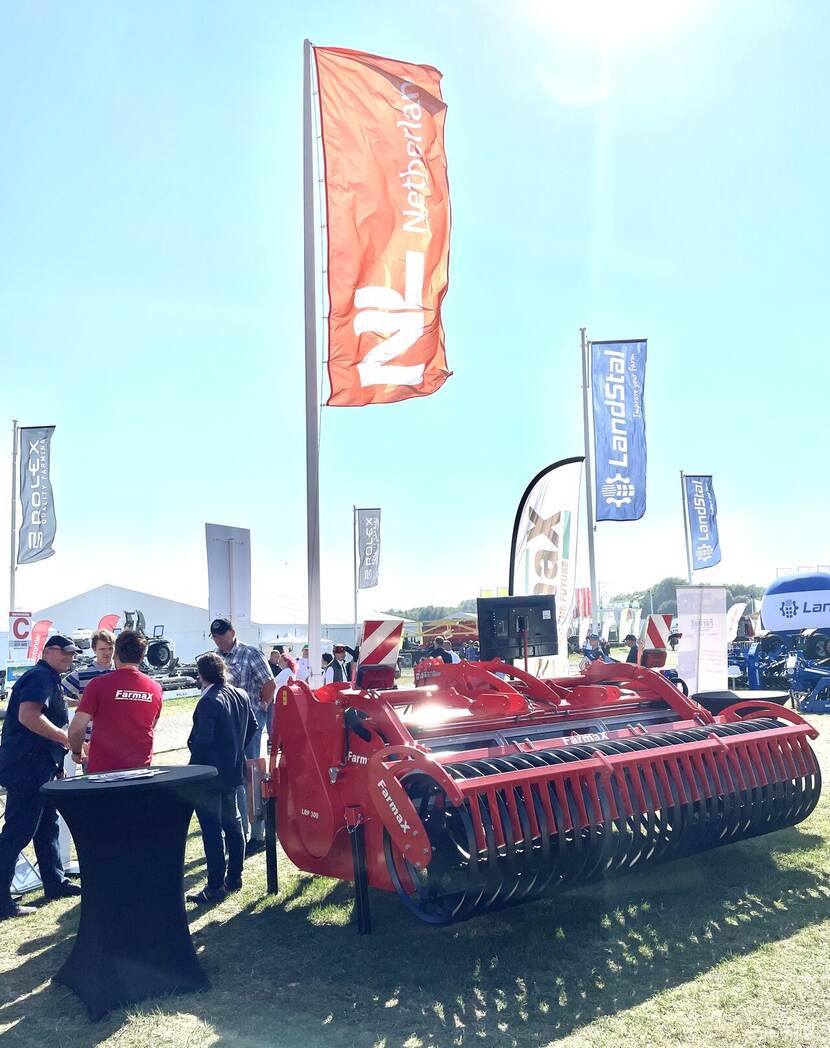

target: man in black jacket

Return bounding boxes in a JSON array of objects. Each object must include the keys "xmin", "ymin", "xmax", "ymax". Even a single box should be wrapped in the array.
[
  {"xmin": 0, "ymin": 635, "xmax": 83, "ymax": 920},
  {"xmin": 186, "ymin": 652, "xmax": 257, "ymax": 904}
]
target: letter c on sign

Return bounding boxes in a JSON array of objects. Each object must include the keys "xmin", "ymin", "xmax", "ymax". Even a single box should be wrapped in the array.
[{"xmin": 12, "ymin": 615, "xmax": 32, "ymax": 641}]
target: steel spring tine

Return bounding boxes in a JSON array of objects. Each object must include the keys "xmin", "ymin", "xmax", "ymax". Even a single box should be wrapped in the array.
[{"xmin": 592, "ymin": 741, "xmax": 640, "ymax": 872}]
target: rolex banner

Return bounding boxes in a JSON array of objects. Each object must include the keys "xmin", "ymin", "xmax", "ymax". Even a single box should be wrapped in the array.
[
  {"xmin": 315, "ymin": 46, "xmax": 451, "ymax": 406},
  {"xmin": 17, "ymin": 426, "xmax": 57, "ymax": 564},
  {"xmin": 357, "ymin": 507, "xmax": 381, "ymax": 589},
  {"xmin": 684, "ymin": 474, "xmax": 722, "ymax": 569},
  {"xmin": 509, "ymin": 457, "xmax": 584, "ymax": 676},
  {"xmin": 591, "ymin": 341, "xmax": 647, "ymax": 521}
]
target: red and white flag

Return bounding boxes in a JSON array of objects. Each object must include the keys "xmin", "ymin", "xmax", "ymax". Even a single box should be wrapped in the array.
[{"xmin": 315, "ymin": 46, "xmax": 451, "ymax": 406}]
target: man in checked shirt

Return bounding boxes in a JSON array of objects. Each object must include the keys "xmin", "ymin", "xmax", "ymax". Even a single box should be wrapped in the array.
[{"xmin": 209, "ymin": 618, "xmax": 275, "ymax": 855}]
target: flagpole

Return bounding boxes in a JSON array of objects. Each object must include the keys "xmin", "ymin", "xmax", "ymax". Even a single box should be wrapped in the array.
[
  {"xmin": 9, "ymin": 419, "xmax": 18, "ymax": 614},
  {"xmin": 580, "ymin": 328, "xmax": 599, "ymax": 629},
  {"xmin": 680, "ymin": 470, "xmax": 693, "ymax": 583},
  {"xmin": 353, "ymin": 506, "xmax": 359, "ymax": 647},
  {"xmin": 303, "ymin": 39, "xmax": 322, "ymax": 687}
]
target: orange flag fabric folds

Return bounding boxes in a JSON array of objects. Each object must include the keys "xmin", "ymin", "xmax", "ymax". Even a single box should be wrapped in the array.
[{"xmin": 315, "ymin": 46, "xmax": 451, "ymax": 406}]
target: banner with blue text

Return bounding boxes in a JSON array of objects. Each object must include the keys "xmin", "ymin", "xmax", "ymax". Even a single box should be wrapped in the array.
[
  {"xmin": 684, "ymin": 474, "xmax": 722, "ymax": 570},
  {"xmin": 591, "ymin": 340, "xmax": 647, "ymax": 521}
]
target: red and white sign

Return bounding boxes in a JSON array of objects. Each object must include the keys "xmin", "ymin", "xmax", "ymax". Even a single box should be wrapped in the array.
[
  {"xmin": 358, "ymin": 618, "xmax": 405, "ymax": 668},
  {"xmin": 315, "ymin": 46, "xmax": 451, "ymax": 406},
  {"xmin": 28, "ymin": 619, "xmax": 53, "ymax": 661},
  {"xmin": 8, "ymin": 611, "xmax": 33, "ymax": 668},
  {"xmin": 575, "ymin": 588, "xmax": 592, "ymax": 620},
  {"xmin": 640, "ymin": 614, "xmax": 673, "ymax": 649},
  {"xmin": 97, "ymin": 613, "xmax": 120, "ymax": 632}
]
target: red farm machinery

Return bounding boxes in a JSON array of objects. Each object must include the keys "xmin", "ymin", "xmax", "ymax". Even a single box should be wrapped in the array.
[{"xmin": 261, "ymin": 657, "xmax": 821, "ymax": 932}]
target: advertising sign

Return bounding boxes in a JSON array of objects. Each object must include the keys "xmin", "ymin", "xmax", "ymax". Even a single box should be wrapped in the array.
[
  {"xmin": 591, "ymin": 341, "xmax": 647, "ymax": 521},
  {"xmin": 677, "ymin": 586, "xmax": 728, "ymax": 696}
]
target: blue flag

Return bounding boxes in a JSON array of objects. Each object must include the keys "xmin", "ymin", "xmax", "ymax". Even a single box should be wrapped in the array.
[
  {"xmin": 684, "ymin": 474, "xmax": 722, "ymax": 569},
  {"xmin": 591, "ymin": 340, "xmax": 647, "ymax": 521}
]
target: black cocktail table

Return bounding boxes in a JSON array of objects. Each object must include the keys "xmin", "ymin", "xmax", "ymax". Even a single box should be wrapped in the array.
[{"xmin": 42, "ymin": 764, "xmax": 217, "ymax": 1020}]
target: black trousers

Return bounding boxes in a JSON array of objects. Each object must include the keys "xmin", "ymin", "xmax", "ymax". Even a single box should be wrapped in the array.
[
  {"xmin": 0, "ymin": 777, "xmax": 66, "ymax": 911},
  {"xmin": 194, "ymin": 788, "xmax": 244, "ymax": 891}
]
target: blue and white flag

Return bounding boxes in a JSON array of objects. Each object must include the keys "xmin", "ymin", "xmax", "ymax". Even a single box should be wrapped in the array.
[
  {"xmin": 591, "ymin": 340, "xmax": 647, "ymax": 521},
  {"xmin": 17, "ymin": 426, "xmax": 57, "ymax": 564},
  {"xmin": 684, "ymin": 474, "xmax": 722, "ymax": 570}
]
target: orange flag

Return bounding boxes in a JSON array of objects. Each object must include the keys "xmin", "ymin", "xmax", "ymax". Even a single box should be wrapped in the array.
[{"xmin": 314, "ymin": 46, "xmax": 451, "ymax": 406}]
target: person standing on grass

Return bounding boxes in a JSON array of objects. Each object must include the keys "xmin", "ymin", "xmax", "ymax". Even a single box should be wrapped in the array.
[
  {"xmin": 68, "ymin": 630, "xmax": 163, "ymax": 773},
  {"xmin": 622, "ymin": 634, "xmax": 640, "ymax": 665},
  {"xmin": 0, "ymin": 635, "xmax": 83, "ymax": 920},
  {"xmin": 209, "ymin": 617, "xmax": 275, "ymax": 856},
  {"xmin": 186, "ymin": 652, "xmax": 257, "ymax": 905},
  {"xmin": 296, "ymin": 644, "xmax": 311, "ymax": 683},
  {"xmin": 61, "ymin": 628, "xmax": 115, "ymax": 705}
]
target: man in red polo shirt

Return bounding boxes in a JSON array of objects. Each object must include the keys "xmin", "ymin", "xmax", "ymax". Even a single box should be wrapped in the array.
[{"xmin": 68, "ymin": 630, "xmax": 163, "ymax": 773}]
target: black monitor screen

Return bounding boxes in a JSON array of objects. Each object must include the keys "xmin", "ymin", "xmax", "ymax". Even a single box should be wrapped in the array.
[{"xmin": 477, "ymin": 595, "xmax": 557, "ymax": 662}]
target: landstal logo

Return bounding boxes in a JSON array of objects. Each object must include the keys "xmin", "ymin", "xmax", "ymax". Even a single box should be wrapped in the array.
[
  {"xmin": 779, "ymin": 599, "xmax": 798, "ymax": 619},
  {"xmin": 601, "ymin": 474, "xmax": 635, "ymax": 508}
]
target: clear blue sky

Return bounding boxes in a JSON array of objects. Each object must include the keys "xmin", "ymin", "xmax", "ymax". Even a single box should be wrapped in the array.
[{"xmin": 1, "ymin": 1, "xmax": 827, "ymax": 622}]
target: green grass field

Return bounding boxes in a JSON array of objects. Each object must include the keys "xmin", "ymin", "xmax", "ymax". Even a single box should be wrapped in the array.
[{"xmin": 2, "ymin": 703, "xmax": 829, "ymax": 1046}]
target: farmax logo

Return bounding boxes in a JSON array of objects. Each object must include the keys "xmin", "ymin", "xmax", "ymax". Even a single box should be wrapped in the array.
[
  {"xmin": 114, "ymin": 689, "xmax": 154, "ymax": 702},
  {"xmin": 377, "ymin": 778, "xmax": 410, "ymax": 833}
]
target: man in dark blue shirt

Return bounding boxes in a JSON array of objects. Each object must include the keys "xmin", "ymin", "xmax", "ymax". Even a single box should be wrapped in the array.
[{"xmin": 0, "ymin": 635, "xmax": 83, "ymax": 919}]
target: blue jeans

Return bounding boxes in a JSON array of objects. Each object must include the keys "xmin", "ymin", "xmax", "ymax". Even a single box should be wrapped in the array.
[
  {"xmin": 195, "ymin": 788, "xmax": 244, "ymax": 891},
  {"xmin": 236, "ymin": 706, "xmax": 267, "ymax": 841},
  {"xmin": 0, "ymin": 780, "xmax": 66, "ymax": 911}
]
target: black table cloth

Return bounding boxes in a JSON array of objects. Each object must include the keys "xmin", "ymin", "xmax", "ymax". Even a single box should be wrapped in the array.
[{"xmin": 42, "ymin": 764, "xmax": 217, "ymax": 1020}]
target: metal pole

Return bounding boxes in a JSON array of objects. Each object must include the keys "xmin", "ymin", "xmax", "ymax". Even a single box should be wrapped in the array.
[
  {"xmin": 9, "ymin": 419, "xmax": 18, "ymax": 614},
  {"xmin": 303, "ymin": 39, "xmax": 322, "ymax": 687},
  {"xmin": 580, "ymin": 329, "xmax": 600, "ymax": 630},
  {"xmin": 680, "ymin": 471, "xmax": 693, "ymax": 584},
  {"xmin": 353, "ymin": 506, "xmax": 359, "ymax": 647}
]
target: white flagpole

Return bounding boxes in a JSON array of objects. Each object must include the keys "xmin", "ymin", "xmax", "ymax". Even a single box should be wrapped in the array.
[
  {"xmin": 680, "ymin": 470, "xmax": 693, "ymax": 584},
  {"xmin": 580, "ymin": 329, "xmax": 600, "ymax": 629},
  {"xmin": 303, "ymin": 40, "xmax": 322, "ymax": 686},
  {"xmin": 9, "ymin": 419, "xmax": 18, "ymax": 614},
  {"xmin": 353, "ymin": 506, "xmax": 359, "ymax": 647}
]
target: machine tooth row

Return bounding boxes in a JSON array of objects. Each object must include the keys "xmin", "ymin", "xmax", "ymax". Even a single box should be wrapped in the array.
[{"xmin": 262, "ymin": 658, "xmax": 822, "ymax": 930}]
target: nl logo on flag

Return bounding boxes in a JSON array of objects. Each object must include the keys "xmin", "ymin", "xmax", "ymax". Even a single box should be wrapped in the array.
[{"xmin": 591, "ymin": 341, "xmax": 647, "ymax": 521}]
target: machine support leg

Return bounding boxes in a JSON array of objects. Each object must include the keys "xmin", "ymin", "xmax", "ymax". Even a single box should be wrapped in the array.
[
  {"xmin": 347, "ymin": 810, "xmax": 372, "ymax": 934},
  {"xmin": 264, "ymin": 794, "xmax": 278, "ymax": 895}
]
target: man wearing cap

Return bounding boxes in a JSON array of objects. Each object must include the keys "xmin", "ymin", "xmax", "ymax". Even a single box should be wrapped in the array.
[
  {"xmin": 323, "ymin": 644, "xmax": 354, "ymax": 685},
  {"xmin": 0, "ymin": 636, "xmax": 83, "ymax": 920},
  {"xmin": 210, "ymin": 617, "xmax": 275, "ymax": 855},
  {"xmin": 296, "ymin": 645, "xmax": 311, "ymax": 683}
]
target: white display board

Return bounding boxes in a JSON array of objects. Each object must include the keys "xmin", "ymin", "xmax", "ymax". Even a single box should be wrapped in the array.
[
  {"xmin": 205, "ymin": 524, "xmax": 252, "ymax": 627},
  {"xmin": 677, "ymin": 587, "xmax": 728, "ymax": 696}
]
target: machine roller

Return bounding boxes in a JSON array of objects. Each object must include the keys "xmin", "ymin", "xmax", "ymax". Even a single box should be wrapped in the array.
[{"xmin": 261, "ymin": 659, "xmax": 821, "ymax": 930}]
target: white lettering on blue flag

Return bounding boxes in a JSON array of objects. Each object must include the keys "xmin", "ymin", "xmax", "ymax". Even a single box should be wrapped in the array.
[
  {"xmin": 684, "ymin": 475, "xmax": 722, "ymax": 570},
  {"xmin": 591, "ymin": 341, "xmax": 647, "ymax": 521}
]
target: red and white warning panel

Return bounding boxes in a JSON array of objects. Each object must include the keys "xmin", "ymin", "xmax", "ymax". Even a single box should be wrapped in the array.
[
  {"xmin": 640, "ymin": 613, "xmax": 673, "ymax": 649},
  {"xmin": 358, "ymin": 618, "xmax": 404, "ymax": 668}
]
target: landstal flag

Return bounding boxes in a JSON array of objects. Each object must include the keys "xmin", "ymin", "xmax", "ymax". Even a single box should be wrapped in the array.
[
  {"xmin": 17, "ymin": 426, "xmax": 57, "ymax": 564},
  {"xmin": 684, "ymin": 474, "xmax": 722, "ymax": 569},
  {"xmin": 591, "ymin": 341, "xmax": 647, "ymax": 521},
  {"xmin": 315, "ymin": 46, "xmax": 451, "ymax": 406},
  {"xmin": 509, "ymin": 457, "xmax": 584, "ymax": 676},
  {"xmin": 357, "ymin": 508, "xmax": 381, "ymax": 589}
]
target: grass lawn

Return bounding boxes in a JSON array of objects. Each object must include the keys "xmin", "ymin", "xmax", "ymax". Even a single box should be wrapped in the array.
[{"xmin": 2, "ymin": 713, "xmax": 829, "ymax": 1046}]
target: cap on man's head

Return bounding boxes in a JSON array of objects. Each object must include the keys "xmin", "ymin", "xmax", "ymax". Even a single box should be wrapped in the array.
[
  {"xmin": 44, "ymin": 635, "xmax": 81, "ymax": 653},
  {"xmin": 334, "ymin": 644, "xmax": 346, "ymax": 653},
  {"xmin": 210, "ymin": 617, "xmax": 233, "ymax": 635}
]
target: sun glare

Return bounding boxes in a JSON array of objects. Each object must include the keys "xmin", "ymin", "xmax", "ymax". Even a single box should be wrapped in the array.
[{"xmin": 528, "ymin": 0, "xmax": 704, "ymax": 48}]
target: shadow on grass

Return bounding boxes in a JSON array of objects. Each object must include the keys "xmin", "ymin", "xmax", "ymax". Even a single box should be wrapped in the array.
[{"xmin": 2, "ymin": 824, "xmax": 830, "ymax": 1048}]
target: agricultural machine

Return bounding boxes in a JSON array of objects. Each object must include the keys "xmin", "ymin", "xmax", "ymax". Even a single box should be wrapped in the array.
[
  {"xmin": 727, "ymin": 573, "xmax": 830, "ymax": 712},
  {"xmin": 261, "ymin": 656, "xmax": 821, "ymax": 930}
]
